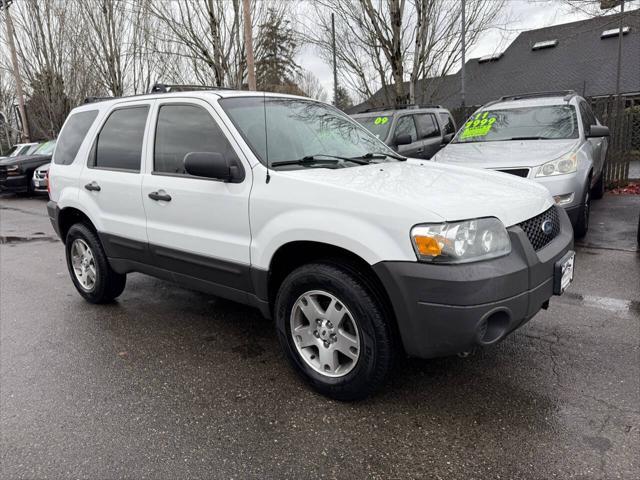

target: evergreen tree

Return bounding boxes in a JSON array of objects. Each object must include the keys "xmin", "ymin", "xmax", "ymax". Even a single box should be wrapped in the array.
[
  {"xmin": 26, "ymin": 69, "xmax": 71, "ymax": 141},
  {"xmin": 335, "ymin": 86, "xmax": 353, "ymax": 111},
  {"xmin": 255, "ymin": 8, "xmax": 300, "ymax": 92}
]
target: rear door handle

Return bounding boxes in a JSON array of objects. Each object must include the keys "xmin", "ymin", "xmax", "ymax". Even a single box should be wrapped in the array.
[
  {"xmin": 148, "ymin": 190, "xmax": 172, "ymax": 202},
  {"xmin": 84, "ymin": 181, "xmax": 101, "ymax": 192}
]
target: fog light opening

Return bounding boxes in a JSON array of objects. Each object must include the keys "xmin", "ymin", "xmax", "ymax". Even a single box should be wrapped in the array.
[{"xmin": 477, "ymin": 310, "xmax": 510, "ymax": 344}]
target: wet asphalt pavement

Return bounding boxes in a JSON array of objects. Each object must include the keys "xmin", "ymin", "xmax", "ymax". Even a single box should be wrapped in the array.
[{"xmin": 1, "ymin": 194, "xmax": 639, "ymax": 479}]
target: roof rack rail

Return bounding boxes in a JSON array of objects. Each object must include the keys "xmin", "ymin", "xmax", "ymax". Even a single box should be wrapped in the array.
[
  {"xmin": 498, "ymin": 90, "xmax": 577, "ymax": 102},
  {"xmin": 360, "ymin": 103, "xmax": 442, "ymax": 113},
  {"xmin": 84, "ymin": 96, "xmax": 114, "ymax": 104},
  {"xmin": 150, "ymin": 83, "xmax": 232, "ymax": 93}
]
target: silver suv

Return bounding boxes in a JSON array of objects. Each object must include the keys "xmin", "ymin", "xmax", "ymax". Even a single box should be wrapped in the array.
[
  {"xmin": 352, "ymin": 105, "xmax": 456, "ymax": 160},
  {"xmin": 433, "ymin": 91, "xmax": 609, "ymax": 237}
]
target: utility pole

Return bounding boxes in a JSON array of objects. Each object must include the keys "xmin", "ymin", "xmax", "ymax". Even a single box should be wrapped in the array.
[
  {"xmin": 242, "ymin": 0, "xmax": 256, "ymax": 91},
  {"xmin": 1, "ymin": 0, "xmax": 30, "ymax": 142},
  {"xmin": 332, "ymin": 13, "xmax": 338, "ymax": 107},
  {"xmin": 460, "ymin": 0, "xmax": 466, "ymax": 109},
  {"xmin": 614, "ymin": 0, "xmax": 625, "ymax": 109}
]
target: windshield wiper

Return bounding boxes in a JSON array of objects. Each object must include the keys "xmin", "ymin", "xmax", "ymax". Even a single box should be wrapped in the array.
[
  {"xmin": 270, "ymin": 154, "xmax": 369, "ymax": 167},
  {"xmin": 501, "ymin": 136, "xmax": 549, "ymax": 141},
  {"xmin": 352, "ymin": 152, "xmax": 407, "ymax": 161}
]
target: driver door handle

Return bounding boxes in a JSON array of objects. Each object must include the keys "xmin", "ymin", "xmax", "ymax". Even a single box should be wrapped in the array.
[
  {"xmin": 84, "ymin": 181, "xmax": 101, "ymax": 192},
  {"xmin": 148, "ymin": 190, "xmax": 172, "ymax": 202}
]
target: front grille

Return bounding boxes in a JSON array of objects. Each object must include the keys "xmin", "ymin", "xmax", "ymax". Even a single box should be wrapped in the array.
[
  {"xmin": 496, "ymin": 168, "xmax": 530, "ymax": 178},
  {"xmin": 518, "ymin": 206, "xmax": 560, "ymax": 251},
  {"xmin": 0, "ymin": 167, "xmax": 6, "ymax": 180}
]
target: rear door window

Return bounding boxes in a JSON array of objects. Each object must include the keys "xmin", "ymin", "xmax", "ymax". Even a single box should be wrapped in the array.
[
  {"xmin": 94, "ymin": 106, "xmax": 149, "ymax": 171},
  {"xmin": 54, "ymin": 110, "xmax": 99, "ymax": 165},
  {"xmin": 414, "ymin": 114, "xmax": 440, "ymax": 139}
]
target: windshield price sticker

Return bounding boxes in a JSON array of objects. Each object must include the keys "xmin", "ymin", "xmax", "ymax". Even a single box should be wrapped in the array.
[
  {"xmin": 461, "ymin": 112, "xmax": 497, "ymax": 139},
  {"xmin": 374, "ymin": 116, "xmax": 389, "ymax": 125}
]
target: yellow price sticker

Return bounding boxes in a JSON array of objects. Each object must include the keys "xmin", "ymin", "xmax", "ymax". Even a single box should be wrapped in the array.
[
  {"xmin": 461, "ymin": 112, "xmax": 497, "ymax": 139},
  {"xmin": 374, "ymin": 116, "xmax": 389, "ymax": 125}
]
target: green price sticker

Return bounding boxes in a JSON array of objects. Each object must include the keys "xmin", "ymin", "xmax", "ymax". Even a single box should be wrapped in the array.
[
  {"xmin": 374, "ymin": 116, "xmax": 389, "ymax": 125},
  {"xmin": 460, "ymin": 112, "xmax": 497, "ymax": 139}
]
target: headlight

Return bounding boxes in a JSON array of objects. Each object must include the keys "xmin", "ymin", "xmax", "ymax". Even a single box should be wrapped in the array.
[
  {"xmin": 536, "ymin": 152, "xmax": 577, "ymax": 177},
  {"xmin": 411, "ymin": 217, "xmax": 511, "ymax": 263}
]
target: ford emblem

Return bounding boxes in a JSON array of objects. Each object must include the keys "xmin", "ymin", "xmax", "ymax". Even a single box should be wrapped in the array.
[{"xmin": 541, "ymin": 220, "xmax": 553, "ymax": 235}]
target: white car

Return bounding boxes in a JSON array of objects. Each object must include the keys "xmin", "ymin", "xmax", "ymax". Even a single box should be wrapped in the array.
[
  {"xmin": 32, "ymin": 162, "xmax": 50, "ymax": 194},
  {"xmin": 0, "ymin": 142, "xmax": 39, "ymax": 159},
  {"xmin": 47, "ymin": 87, "xmax": 574, "ymax": 400},
  {"xmin": 433, "ymin": 91, "xmax": 609, "ymax": 238}
]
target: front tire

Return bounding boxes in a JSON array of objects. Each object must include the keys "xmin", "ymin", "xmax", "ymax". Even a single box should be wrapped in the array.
[
  {"xmin": 274, "ymin": 262, "xmax": 395, "ymax": 401},
  {"xmin": 574, "ymin": 187, "xmax": 591, "ymax": 239},
  {"xmin": 591, "ymin": 171, "xmax": 605, "ymax": 200},
  {"xmin": 65, "ymin": 223, "xmax": 126, "ymax": 303}
]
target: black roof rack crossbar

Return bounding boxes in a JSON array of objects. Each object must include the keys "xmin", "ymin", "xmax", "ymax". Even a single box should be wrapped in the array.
[
  {"xmin": 150, "ymin": 83, "xmax": 232, "ymax": 93},
  {"xmin": 498, "ymin": 90, "xmax": 577, "ymax": 102}
]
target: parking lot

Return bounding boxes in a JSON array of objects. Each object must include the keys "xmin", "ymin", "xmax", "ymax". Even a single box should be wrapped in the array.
[{"xmin": 1, "ymin": 193, "xmax": 638, "ymax": 479}]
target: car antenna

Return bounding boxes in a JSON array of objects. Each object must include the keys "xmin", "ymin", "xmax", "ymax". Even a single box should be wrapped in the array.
[{"xmin": 263, "ymin": 91, "xmax": 271, "ymax": 184}]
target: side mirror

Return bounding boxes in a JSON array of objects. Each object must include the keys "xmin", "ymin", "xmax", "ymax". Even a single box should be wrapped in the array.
[
  {"xmin": 394, "ymin": 134, "xmax": 412, "ymax": 146},
  {"xmin": 183, "ymin": 152, "xmax": 242, "ymax": 182},
  {"xmin": 442, "ymin": 133, "xmax": 454, "ymax": 144},
  {"xmin": 587, "ymin": 125, "xmax": 609, "ymax": 138}
]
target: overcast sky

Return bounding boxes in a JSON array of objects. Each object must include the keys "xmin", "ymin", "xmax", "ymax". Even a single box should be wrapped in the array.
[{"xmin": 297, "ymin": 0, "xmax": 638, "ymax": 100}]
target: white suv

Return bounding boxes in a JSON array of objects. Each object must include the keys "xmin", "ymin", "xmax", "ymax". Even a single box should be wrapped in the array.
[{"xmin": 47, "ymin": 88, "xmax": 574, "ymax": 400}]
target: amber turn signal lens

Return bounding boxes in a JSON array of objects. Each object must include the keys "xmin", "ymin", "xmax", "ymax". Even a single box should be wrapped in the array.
[{"xmin": 414, "ymin": 236, "xmax": 442, "ymax": 256}]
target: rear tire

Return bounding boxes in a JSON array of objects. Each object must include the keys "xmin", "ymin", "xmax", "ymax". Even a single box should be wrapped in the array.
[
  {"xmin": 65, "ymin": 223, "xmax": 126, "ymax": 303},
  {"xmin": 591, "ymin": 171, "xmax": 605, "ymax": 200},
  {"xmin": 274, "ymin": 262, "xmax": 395, "ymax": 401},
  {"xmin": 574, "ymin": 187, "xmax": 591, "ymax": 239}
]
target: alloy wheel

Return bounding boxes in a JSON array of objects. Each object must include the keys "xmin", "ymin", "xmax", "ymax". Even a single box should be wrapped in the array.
[
  {"xmin": 290, "ymin": 290, "xmax": 361, "ymax": 378},
  {"xmin": 71, "ymin": 238, "xmax": 97, "ymax": 291}
]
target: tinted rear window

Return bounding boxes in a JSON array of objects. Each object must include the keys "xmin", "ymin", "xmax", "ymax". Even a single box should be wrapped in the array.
[
  {"xmin": 54, "ymin": 110, "xmax": 99, "ymax": 165},
  {"xmin": 94, "ymin": 106, "xmax": 149, "ymax": 171}
]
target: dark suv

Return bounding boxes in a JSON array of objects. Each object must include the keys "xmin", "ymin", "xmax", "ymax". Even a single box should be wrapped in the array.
[
  {"xmin": 352, "ymin": 105, "xmax": 456, "ymax": 159},
  {"xmin": 0, "ymin": 140, "xmax": 56, "ymax": 194}
]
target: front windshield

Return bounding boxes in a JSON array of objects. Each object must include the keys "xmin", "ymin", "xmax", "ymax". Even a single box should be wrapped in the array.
[
  {"xmin": 454, "ymin": 105, "xmax": 579, "ymax": 143},
  {"xmin": 220, "ymin": 97, "xmax": 398, "ymax": 169},
  {"xmin": 354, "ymin": 114, "xmax": 393, "ymax": 140},
  {"xmin": 34, "ymin": 140, "xmax": 56, "ymax": 155}
]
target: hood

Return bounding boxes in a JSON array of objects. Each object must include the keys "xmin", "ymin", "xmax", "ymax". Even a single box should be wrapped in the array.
[
  {"xmin": 433, "ymin": 139, "xmax": 579, "ymax": 169},
  {"xmin": 279, "ymin": 160, "xmax": 553, "ymax": 227},
  {"xmin": 0, "ymin": 153, "xmax": 52, "ymax": 167},
  {"xmin": 35, "ymin": 163, "xmax": 51, "ymax": 172}
]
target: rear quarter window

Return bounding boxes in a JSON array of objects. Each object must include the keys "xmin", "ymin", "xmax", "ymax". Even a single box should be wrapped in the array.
[{"xmin": 53, "ymin": 110, "xmax": 99, "ymax": 165}]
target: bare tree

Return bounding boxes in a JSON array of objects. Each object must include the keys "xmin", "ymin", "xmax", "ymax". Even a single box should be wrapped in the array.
[
  {"xmin": 308, "ymin": 0, "xmax": 505, "ymax": 105},
  {"xmin": 149, "ymin": 0, "xmax": 244, "ymax": 88},
  {"xmin": 297, "ymin": 69, "xmax": 328, "ymax": 102}
]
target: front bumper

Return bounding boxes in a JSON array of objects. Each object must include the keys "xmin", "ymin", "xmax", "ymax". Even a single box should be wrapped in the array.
[
  {"xmin": 373, "ymin": 207, "xmax": 574, "ymax": 359},
  {"xmin": 0, "ymin": 173, "xmax": 29, "ymax": 192},
  {"xmin": 533, "ymin": 173, "xmax": 589, "ymax": 228}
]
